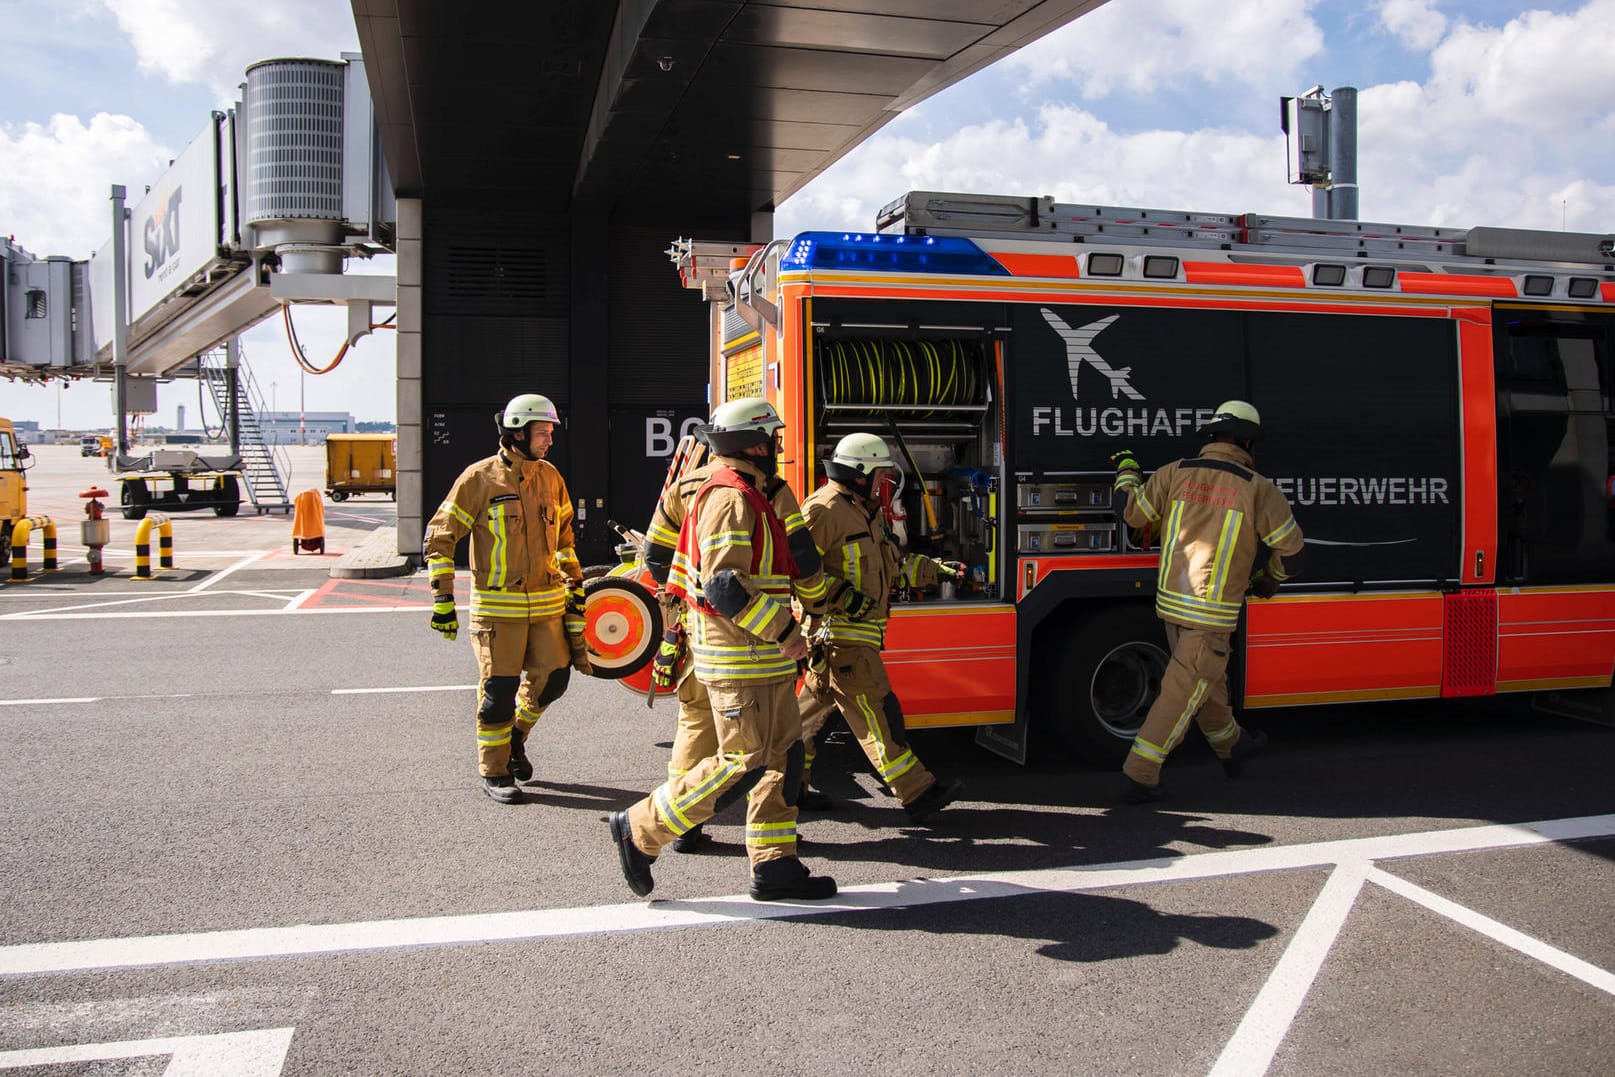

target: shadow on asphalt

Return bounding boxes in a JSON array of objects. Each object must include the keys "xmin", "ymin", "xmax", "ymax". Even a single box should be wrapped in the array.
[{"xmin": 812, "ymin": 888, "xmax": 1281, "ymax": 963}]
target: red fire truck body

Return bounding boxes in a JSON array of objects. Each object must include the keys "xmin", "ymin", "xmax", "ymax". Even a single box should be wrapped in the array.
[{"xmin": 671, "ymin": 192, "xmax": 1615, "ymax": 762}]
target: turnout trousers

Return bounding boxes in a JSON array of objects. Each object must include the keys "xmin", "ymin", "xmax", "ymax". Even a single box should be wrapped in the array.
[
  {"xmin": 797, "ymin": 644, "xmax": 934, "ymax": 805},
  {"xmin": 666, "ymin": 666, "xmax": 717, "ymax": 780},
  {"xmin": 1122, "ymin": 623, "xmax": 1244, "ymax": 787},
  {"xmin": 469, "ymin": 616, "xmax": 569, "ymax": 777},
  {"xmin": 628, "ymin": 676, "xmax": 801, "ymax": 868}
]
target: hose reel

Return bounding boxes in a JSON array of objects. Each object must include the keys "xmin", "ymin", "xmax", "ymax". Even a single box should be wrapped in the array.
[{"xmin": 816, "ymin": 337, "xmax": 987, "ymax": 421}]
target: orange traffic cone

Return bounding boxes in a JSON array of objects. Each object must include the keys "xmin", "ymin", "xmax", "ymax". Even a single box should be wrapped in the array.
[{"xmin": 292, "ymin": 489, "xmax": 326, "ymax": 554}]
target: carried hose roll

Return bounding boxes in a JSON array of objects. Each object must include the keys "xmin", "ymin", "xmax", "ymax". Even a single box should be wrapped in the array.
[{"xmin": 817, "ymin": 337, "xmax": 985, "ymax": 418}]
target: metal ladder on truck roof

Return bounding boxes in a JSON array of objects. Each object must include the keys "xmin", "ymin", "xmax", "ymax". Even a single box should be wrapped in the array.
[{"xmin": 877, "ymin": 190, "xmax": 1615, "ymax": 270}]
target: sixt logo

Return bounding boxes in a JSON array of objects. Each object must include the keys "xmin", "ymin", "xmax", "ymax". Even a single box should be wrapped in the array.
[
  {"xmin": 1031, "ymin": 308, "xmax": 1210, "ymax": 438},
  {"xmin": 142, "ymin": 186, "xmax": 183, "ymax": 281}
]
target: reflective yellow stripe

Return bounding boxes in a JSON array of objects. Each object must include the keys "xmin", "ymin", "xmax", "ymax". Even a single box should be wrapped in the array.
[
  {"xmin": 471, "ymin": 585, "xmax": 566, "ymax": 620},
  {"xmin": 1166, "ymin": 678, "xmax": 1211, "ymax": 750},
  {"xmin": 1134, "ymin": 487, "xmax": 1160, "ymax": 522},
  {"xmin": 1207, "ymin": 508, "xmax": 1243, "ymax": 603},
  {"xmin": 1264, "ymin": 516, "xmax": 1298, "ymax": 547},
  {"xmin": 842, "ymin": 542, "xmax": 861, "ymax": 593},
  {"xmin": 1158, "ymin": 501, "xmax": 1183, "ymax": 591},
  {"xmin": 1204, "ymin": 718, "xmax": 1238, "ymax": 746},
  {"xmin": 746, "ymin": 820, "xmax": 798, "ymax": 846},
  {"xmin": 1155, "ymin": 589, "xmax": 1241, "ymax": 629},
  {"xmin": 825, "ymin": 618, "xmax": 886, "ymax": 646},
  {"xmin": 488, "ymin": 504, "xmax": 509, "ymax": 589},
  {"xmin": 647, "ymin": 520, "xmax": 679, "ymax": 545},
  {"xmin": 441, "ymin": 501, "xmax": 474, "ymax": 529}
]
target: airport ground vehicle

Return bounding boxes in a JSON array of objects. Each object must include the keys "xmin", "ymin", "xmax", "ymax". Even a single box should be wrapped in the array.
[
  {"xmin": 113, "ymin": 448, "xmax": 243, "ymax": 520},
  {"xmin": 325, "ymin": 433, "xmax": 396, "ymax": 501},
  {"xmin": 79, "ymin": 434, "xmax": 114, "ymax": 457},
  {"xmin": 0, "ymin": 417, "xmax": 30, "ymax": 550},
  {"xmin": 669, "ymin": 190, "xmax": 1615, "ymax": 763}
]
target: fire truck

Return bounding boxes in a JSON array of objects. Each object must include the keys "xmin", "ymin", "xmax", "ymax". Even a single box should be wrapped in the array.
[{"xmin": 667, "ymin": 191, "xmax": 1615, "ymax": 764}]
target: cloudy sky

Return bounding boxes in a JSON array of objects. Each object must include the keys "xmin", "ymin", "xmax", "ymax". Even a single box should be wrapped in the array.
[{"xmin": 3, "ymin": 0, "xmax": 1612, "ymax": 429}]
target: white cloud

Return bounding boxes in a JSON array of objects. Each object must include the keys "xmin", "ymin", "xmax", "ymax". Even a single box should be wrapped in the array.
[
  {"xmin": 0, "ymin": 113, "xmax": 170, "ymax": 258},
  {"xmin": 1006, "ymin": 0, "xmax": 1325, "ymax": 97},
  {"xmin": 102, "ymin": 0, "xmax": 359, "ymax": 100},
  {"xmin": 1377, "ymin": 0, "xmax": 1448, "ymax": 51},
  {"xmin": 778, "ymin": 105, "xmax": 1314, "ymax": 239}
]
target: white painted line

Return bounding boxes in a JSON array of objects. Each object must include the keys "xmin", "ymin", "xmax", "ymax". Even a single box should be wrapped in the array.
[
  {"xmin": 2, "ymin": 813, "xmax": 1611, "ymax": 979},
  {"xmin": 332, "ymin": 684, "xmax": 476, "ymax": 695},
  {"xmin": 1208, "ymin": 861, "xmax": 1368, "ymax": 1077},
  {"xmin": 0, "ymin": 697, "xmax": 100, "ymax": 707},
  {"xmin": 284, "ymin": 587, "xmax": 318, "ymax": 610},
  {"xmin": 0, "ymin": 605, "xmax": 422, "ymax": 621},
  {"xmin": 0, "ymin": 1028, "xmax": 295, "ymax": 1074},
  {"xmin": 189, "ymin": 549, "xmax": 269, "ymax": 593},
  {"xmin": 1367, "ymin": 867, "xmax": 1615, "ymax": 997}
]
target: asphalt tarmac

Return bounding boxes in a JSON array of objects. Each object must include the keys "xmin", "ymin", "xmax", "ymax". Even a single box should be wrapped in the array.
[{"xmin": 2, "ymin": 445, "xmax": 1613, "ymax": 1075}]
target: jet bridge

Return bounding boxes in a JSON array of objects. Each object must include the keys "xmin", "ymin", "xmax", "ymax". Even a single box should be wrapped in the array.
[{"xmin": 2, "ymin": 53, "xmax": 397, "ymax": 389}]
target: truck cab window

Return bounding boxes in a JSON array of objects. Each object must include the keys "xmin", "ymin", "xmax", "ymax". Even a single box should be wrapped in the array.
[{"xmin": 1498, "ymin": 319, "xmax": 1615, "ymax": 583}]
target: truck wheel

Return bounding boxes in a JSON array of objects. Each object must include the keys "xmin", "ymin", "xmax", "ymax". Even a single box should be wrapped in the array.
[
  {"xmin": 214, "ymin": 477, "xmax": 240, "ymax": 517},
  {"xmin": 121, "ymin": 480, "xmax": 149, "ymax": 521},
  {"xmin": 1039, "ymin": 605, "xmax": 1168, "ymax": 767},
  {"xmin": 330, "ymin": 490, "xmax": 348, "ymax": 502}
]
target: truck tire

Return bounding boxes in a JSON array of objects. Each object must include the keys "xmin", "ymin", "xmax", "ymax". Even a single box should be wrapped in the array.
[
  {"xmin": 329, "ymin": 490, "xmax": 348, "ymax": 502},
  {"xmin": 121, "ymin": 480, "xmax": 150, "ymax": 521},
  {"xmin": 214, "ymin": 477, "xmax": 240, "ymax": 517},
  {"xmin": 1039, "ymin": 604, "xmax": 1169, "ymax": 767}
]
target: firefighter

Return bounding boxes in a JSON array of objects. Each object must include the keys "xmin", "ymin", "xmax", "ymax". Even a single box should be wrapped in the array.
[
  {"xmin": 641, "ymin": 427, "xmax": 828, "ymax": 854},
  {"xmin": 796, "ymin": 433, "xmax": 966, "ymax": 822},
  {"xmin": 608, "ymin": 397, "xmax": 837, "ymax": 901},
  {"xmin": 423, "ymin": 393, "xmax": 591, "ymax": 804},
  {"xmin": 1111, "ymin": 400, "xmax": 1305, "ymax": 801}
]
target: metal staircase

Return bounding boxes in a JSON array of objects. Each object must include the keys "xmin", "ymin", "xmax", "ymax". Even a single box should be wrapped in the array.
[{"xmin": 197, "ymin": 349, "xmax": 292, "ymax": 514}]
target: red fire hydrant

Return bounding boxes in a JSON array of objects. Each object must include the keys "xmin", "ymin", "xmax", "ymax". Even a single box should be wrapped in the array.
[{"xmin": 80, "ymin": 487, "xmax": 110, "ymax": 575}]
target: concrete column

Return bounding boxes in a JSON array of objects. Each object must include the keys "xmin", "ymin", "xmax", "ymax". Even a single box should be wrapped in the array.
[{"xmin": 394, "ymin": 197, "xmax": 424, "ymax": 559}]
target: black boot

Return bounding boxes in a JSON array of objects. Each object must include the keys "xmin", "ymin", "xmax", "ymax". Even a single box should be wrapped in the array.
[
  {"xmin": 670, "ymin": 824, "xmax": 706, "ymax": 853},
  {"xmin": 1221, "ymin": 726, "xmax": 1269, "ymax": 778},
  {"xmin": 608, "ymin": 811, "xmax": 656, "ymax": 897},
  {"xmin": 509, "ymin": 729, "xmax": 533, "ymax": 782},
  {"xmin": 796, "ymin": 788, "xmax": 835, "ymax": 812},
  {"xmin": 482, "ymin": 775, "xmax": 522, "ymax": 804},
  {"xmin": 749, "ymin": 857, "xmax": 837, "ymax": 902},
  {"xmin": 903, "ymin": 778, "xmax": 964, "ymax": 823},
  {"xmin": 1120, "ymin": 776, "xmax": 1163, "ymax": 804}
]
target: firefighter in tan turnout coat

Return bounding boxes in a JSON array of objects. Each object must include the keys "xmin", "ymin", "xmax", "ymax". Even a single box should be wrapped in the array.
[
  {"xmin": 1112, "ymin": 400, "xmax": 1305, "ymax": 801},
  {"xmin": 609, "ymin": 398, "xmax": 838, "ymax": 902},
  {"xmin": 640, "ymin": 430, "xmax": 828, "ymax": 853},
  {"xmin": 424, "ymin": 394, "xmax": 591, "ymax": 804},
  {"xmin": 796, "ymin": 433, "xmax": 966, "ymax": 822}
]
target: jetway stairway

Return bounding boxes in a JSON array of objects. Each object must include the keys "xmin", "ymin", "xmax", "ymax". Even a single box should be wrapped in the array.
[{"xmin": 197, "ymin": 351, "xmax": 292, "ymax": 515}]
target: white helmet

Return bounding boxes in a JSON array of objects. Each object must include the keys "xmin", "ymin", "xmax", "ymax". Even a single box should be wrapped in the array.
[
  {"xmin": 499, "ymin": 393, "xmax": 559, "ymax": 431},
  {"xmin": 703, "ymin": 397, "xmax": 784, "ymax": 456},
  {"xmin": 827, "ymin": 432, "xmax": 894, "ymax": 482},
  {"xmin": 1200, "ymin": 399, "xmax": 1263, "ymax": 443}
]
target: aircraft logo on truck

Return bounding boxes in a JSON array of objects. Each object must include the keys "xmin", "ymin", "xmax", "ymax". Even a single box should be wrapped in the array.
[{"xmin": 1039, "ymin": 309, "xmax": 1143, "ymax": 402}]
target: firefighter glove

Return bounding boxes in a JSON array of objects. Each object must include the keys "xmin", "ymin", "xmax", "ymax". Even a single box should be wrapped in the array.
[
  {"xmin": 650, "ymin": 627, "xmax": 684, "ymax": 690},
  {"xmin": 567, "ymin": 630, "xmax": 594, "ymax": 675},
  {"xmin": 564, "ymin": 582, "xmax": 587, "ymax": 616},
  {"xmin": 1247, "ymin": 568, "xmax": 1281, "ymax": 599},
  {"xmin": 430, "ymin": 596, "xmax": 458, "ymax": 641},
  {"xmin": 1111, "ymin": 448, "xmax": 1142, "ymax": 490},
  {"xmin": 840, "ymin": 586, "xmax": 878, "ymax": 620}
]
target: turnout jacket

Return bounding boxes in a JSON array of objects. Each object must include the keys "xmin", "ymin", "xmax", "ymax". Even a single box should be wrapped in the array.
[
  {"xmin": 423, "ymin": 450, "xmax": 582, "ymax": 620},
  {"xmin": 800, "ymin": 479, "xmax": 941, "ymax": 649},
  {"xmin": 665, "ymin": 455, "xmax": 822, "ymax": 684},
  {"xmin": 1119, "ymin": 441, "xmax": 1304, "ymax": 631},
  {"xmin": 644, "ymin": 460, "xmax": 828, "ymax": 612}
]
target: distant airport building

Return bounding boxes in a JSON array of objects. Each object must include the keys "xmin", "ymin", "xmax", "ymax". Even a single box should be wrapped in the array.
[{"xmin": 260, "ymin": 411, "xmax": 354, "ymax": 444}]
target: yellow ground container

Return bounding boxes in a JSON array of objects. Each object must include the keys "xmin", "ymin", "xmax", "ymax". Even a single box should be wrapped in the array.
[{"xmin": 325, "ymin": 434, "xmax": 397, "ymax": 501}]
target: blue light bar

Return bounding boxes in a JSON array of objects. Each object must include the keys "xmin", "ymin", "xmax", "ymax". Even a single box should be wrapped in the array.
[{"xmin": 779, "ymin": 232, "xmax": 1010, "ymax": 276}]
